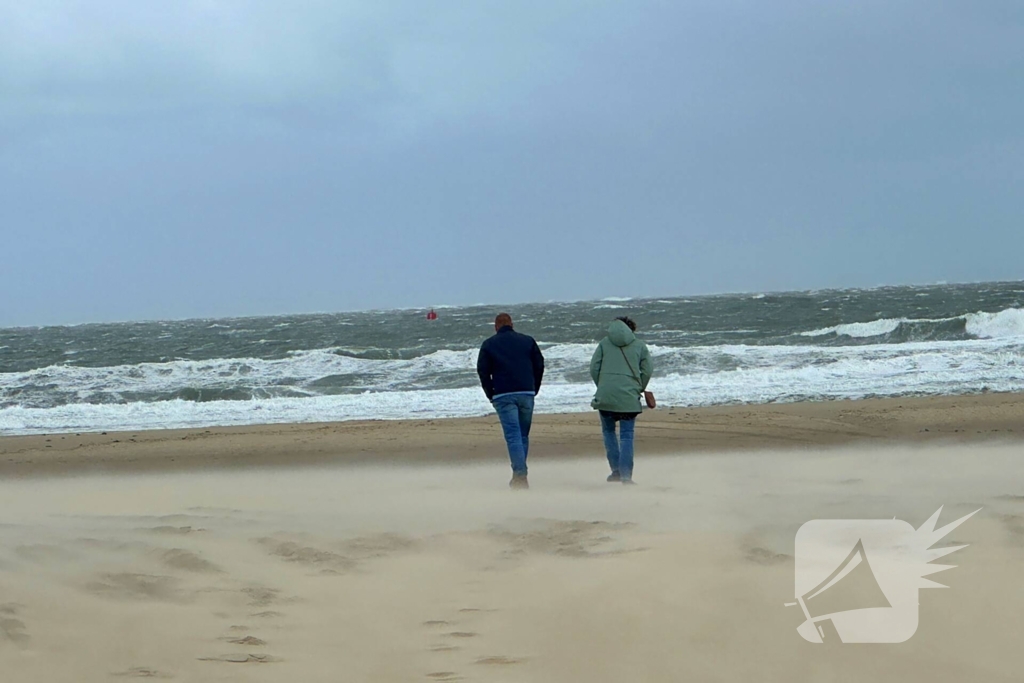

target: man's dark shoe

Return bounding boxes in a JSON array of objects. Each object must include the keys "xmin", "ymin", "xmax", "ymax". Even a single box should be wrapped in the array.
[
  {"xmin": 621, "ymin": 478, "xmax": 636, "ymax": 485},
  {"xmin": 607, "ymin": 472, "xmax": 621, "ymax": 482},
  {"xmin": 510, "ymin": 475, "xmax": 529, "ymax": 490}
]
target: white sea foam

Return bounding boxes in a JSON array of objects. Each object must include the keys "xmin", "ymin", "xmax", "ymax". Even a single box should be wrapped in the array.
[
  {"xmin": 965, "ymin": 308, "xmax": 1024, "ymax": 339},
  {"xmin": 2, "ymin": 337, "xmax": 1023, "ymax": 435},
  {"xmin": 800, "ymin": 318, "xmax": 906, "ymax": 338},
  {"xmin": 0, "ymin": 347, "xmax": 480, "ymax": 400},
  {"xmin": 800, "ymin": 308, "xmax": 1024, "ymax": 340}
]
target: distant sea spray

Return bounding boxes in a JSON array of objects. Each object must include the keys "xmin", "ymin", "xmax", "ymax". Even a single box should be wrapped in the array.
[{"xmin": 1, "ymin": 282, "xmax": 1023, "ymax": 435}]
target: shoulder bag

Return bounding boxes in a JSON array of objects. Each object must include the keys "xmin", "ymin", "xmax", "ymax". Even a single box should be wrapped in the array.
[{"xmin": 619, "ymin": 346, "xmax": 656, "ymax": 409}]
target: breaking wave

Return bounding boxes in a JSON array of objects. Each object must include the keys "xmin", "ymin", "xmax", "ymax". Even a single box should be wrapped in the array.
[
  {"xmin": 2, "ymin": 336, "xmax": 1024, "ymax": 434},
  {"xmin": 799, "ymin": 308, "xmax": 1024, "ymax": 342}
]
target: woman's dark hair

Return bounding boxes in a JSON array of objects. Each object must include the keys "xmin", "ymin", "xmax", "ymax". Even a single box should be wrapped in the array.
[{"xmin": 616, "ymin": 316, "xmax": 637, "ymax": 332}]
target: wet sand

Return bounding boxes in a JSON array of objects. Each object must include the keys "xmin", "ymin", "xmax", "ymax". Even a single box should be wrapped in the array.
[{"xmin": 2, "ymin": 393, "xmax": 1023, "ymax": 477}]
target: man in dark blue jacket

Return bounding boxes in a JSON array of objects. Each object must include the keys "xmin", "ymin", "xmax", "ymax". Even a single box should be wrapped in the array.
[{"xmin": 477, "ymin": 313, "xmax": 545, "ymax": 489}]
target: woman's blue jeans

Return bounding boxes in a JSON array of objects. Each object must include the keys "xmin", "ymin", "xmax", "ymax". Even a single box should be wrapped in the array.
[{"xmin": 600, "ymin": 411, "xmax": 637, "ymax": 480}]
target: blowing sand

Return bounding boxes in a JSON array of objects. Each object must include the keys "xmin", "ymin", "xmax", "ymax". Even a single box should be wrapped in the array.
[
  {"xmin": 1, "ymin": 442, "xmax": 1023, "ymax": 681},
  {"xmin": 2, "ymin": 394, "xmax": 1023, "ymax": 681}
]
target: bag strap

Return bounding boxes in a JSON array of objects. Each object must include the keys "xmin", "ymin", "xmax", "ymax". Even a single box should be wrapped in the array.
[{"xmin": 618, "ymin": 345, "xmax": 642, "ymax": 386}]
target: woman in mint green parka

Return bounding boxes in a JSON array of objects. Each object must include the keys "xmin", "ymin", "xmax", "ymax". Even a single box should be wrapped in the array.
[{"xmin": 589, "ymin": 316, "xmax": 653, "ymax": 484}]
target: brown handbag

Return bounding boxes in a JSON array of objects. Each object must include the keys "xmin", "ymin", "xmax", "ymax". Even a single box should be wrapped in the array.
[{"xmin": 619, "ymin": 346, "xmax": 656, "ymax": 409}]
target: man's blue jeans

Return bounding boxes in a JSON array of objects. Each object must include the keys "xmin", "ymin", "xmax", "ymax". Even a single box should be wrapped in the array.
[
  {"xmin": 492, "ymin": 393, "xmax": 534, "ymax": 476},
  {"xmin": 600, "ymin": 410, "xmax": 636, "ymax": 480}
]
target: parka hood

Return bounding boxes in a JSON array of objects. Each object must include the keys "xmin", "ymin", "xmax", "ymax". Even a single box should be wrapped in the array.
[{"xmin": 607, "ymin": 319, "xmax": 636, "ymax": 347}]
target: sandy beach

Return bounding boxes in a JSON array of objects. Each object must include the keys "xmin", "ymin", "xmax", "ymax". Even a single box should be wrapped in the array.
[
  {"xmin": 2, "ymin": 394, "xmax": 1023, "ymax": 682},
  {"xmin": 2, "ymin": 393, "xmax": 1024, "ymax": 477},
  {"xmin": 5, "ymin": 0, "xmax": 1022, "ymax": 677}
]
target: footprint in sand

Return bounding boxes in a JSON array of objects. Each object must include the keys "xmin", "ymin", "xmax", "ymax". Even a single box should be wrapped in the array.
[
  {"xmin": 111, "ymin": 667, "xmax": 172, "ymax": 678},
  {"xmin": 223, "ymin": 636, "xmax": 267, "ymax": 646},
  {"xmin": 249, "ymin": 610, "xmax": 284, "ymax": 619},
  {"xmin": 86, "ymin": 573, "xmax": 183, "ymax": 603},
  {"xmin": 425, "ymin": 630, "xmax": 475, "ymax": 652},
  {"xmin": 425, "ymin": 606, "xmax": 515, "ymax": 663},
  {"xmin": 744, "ymin": 546, "xmax": 791, "ymax": 566},
  {"xmin": 241, "ymin": 586, "xmax": 281, "ymax": 607},
  {"xmin": 256, "ymin": 538, "xmax": 357, "ymax": 573},
  {"xmin": 198, "ymin": 653, "xmax": 280, "ymax": 664},
  {"xmin": 158, "ymin": 548, "xmax": 222, "ymax": 574},
  {"xmin": 1000, "ymin": 514, "xmax": 1024, "ymax": 543},
  {"xmin": 488, "ymin": 519, "xmax": 635, "ymax": 559},
  {"xmin": 145, "ymin": 526, "xmax": 204, "ymax": 535},
  {"xmin": 430, "ymin": 617, "xmax": 528, "ymax": 674},
  {"xmin": 1, "ymin": 616, "xmax": 30, "ymax": 645},
  {"xmin": 256, "ymin": 533, "xmax": 418, "ymax": 575},
  {"xmin": 476, "ymin": 656, "xmax": 525, "ymax": 665},
  {"xmin": 1, "ymin": 603, "xmax": 28, "ymax": 644}
]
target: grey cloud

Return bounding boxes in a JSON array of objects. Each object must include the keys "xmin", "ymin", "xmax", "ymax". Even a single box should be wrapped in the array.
[{"xmin": 0, "ymin": 0, "xmax": 1022, "ymax": 326}]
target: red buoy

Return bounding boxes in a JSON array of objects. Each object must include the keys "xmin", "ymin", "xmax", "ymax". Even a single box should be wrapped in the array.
[{"xmin": 426, "ymin": 309, "xmax": 438, "ymax": 321}]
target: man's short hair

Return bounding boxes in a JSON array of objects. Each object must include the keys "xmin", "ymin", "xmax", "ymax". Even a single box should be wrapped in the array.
[
  {"xmin": 616, "ymin": 315, "xmax": 637, "ymax": 332},
  {"xmin": 495, "ymin": 313, "xmax": 513, "ymax": 328}
]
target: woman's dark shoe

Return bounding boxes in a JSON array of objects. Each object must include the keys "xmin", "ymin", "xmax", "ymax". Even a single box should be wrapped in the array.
[
  {"xmin": 607, "ymin": 472, "xmax": 621, "ymax": 482},
  {"xmin": 509, "ymin": 475, "xmax": 530, "ymax": 490},
  {"xmin": 621, "ymin": 478, "xmax": 636, "ymax": 485}
]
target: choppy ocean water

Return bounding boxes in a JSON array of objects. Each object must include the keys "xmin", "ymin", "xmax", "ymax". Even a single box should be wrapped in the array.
[{"xmin": 2, "ymin": 282, "xmax": 1023, "ymax": 435}]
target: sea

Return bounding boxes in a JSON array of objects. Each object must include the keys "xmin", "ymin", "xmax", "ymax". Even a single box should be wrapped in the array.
[{"xmin": 1, "ymin": 281, "xmax": 1023, "ymax": 436}]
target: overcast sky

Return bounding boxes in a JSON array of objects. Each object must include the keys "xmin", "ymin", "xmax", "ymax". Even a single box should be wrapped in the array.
[{"xmin": 1, "ymin": 1, "xmax": 1022, "ymax": 326}]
